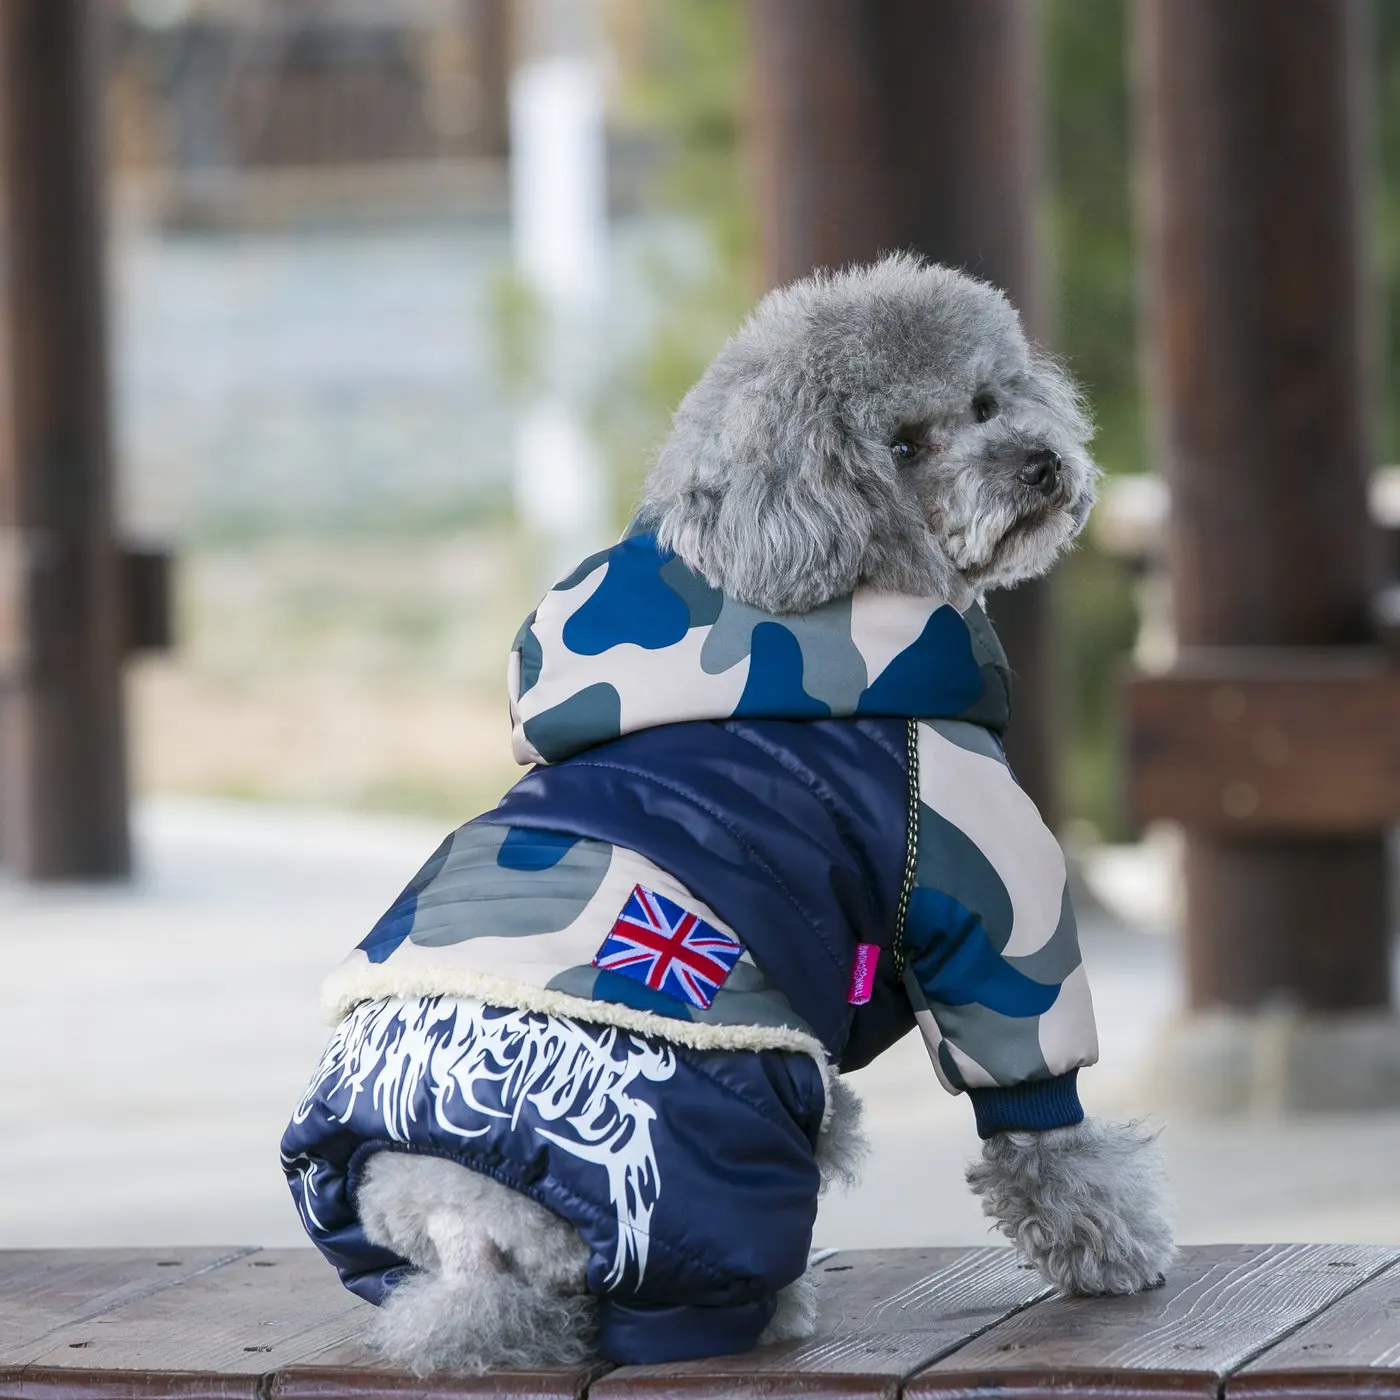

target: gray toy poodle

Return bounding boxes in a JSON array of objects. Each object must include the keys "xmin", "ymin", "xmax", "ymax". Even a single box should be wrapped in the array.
[{"xmin": 284, "ymin": 253, "xmax": 1173, "ymax": 1374}]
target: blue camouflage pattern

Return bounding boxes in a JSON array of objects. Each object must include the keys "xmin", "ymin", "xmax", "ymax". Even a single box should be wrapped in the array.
[
  {"xmin": 286, "ymin": 530, "xmax": 1099, "ymax": 1362},
  {"xmin": 508, "ymin": 532, "xmax": 1010, "ymax": 764}
]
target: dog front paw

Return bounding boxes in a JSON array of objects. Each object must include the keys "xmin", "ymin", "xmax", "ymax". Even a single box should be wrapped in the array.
[{"xmin": 966, "ymin": 1117, "xmax": 1175, "ymax": 1296}]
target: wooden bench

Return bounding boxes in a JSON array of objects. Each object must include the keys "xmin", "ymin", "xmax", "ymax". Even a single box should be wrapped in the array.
[{"xmin": 3, "ymin": 1246, "xmax": 1399, "ymax": 1399}]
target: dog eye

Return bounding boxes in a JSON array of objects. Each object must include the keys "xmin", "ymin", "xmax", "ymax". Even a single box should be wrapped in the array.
[
  {"xmin": 890, "ymin": 438, "xmax": 921, "ymax": 464},
  {"xmin": 972, "ymin": 393, "xmax": 999, "ymax": 423}
]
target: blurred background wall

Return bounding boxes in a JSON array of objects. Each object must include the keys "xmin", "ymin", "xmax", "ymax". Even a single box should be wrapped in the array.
[
  {"xmin": 98, "ymin": 0, "xmax": 749, "ymax": 832},
  {"xmin": 101, "ymin": 0, "xmax": 1151, "ymax": 835},
  {"xmin": 94, "ymin": 0, "xmax": 1400, "ymax": 847},
  {"xmin": 0, "ymin": 0, "xmax": 1377, "ymax": 870}
]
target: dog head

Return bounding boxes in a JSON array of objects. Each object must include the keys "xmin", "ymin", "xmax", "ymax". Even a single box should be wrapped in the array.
[{"xmin": 639, "ymin": 253, "xmax": 1097, "ymax": 614}]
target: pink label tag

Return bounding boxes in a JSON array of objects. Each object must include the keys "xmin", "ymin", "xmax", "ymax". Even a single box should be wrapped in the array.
[{"xmin": 847, "ymin": 943, "xmax": 879, "ymax": 1005}]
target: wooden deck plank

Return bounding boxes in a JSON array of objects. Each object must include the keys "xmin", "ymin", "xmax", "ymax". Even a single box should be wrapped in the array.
[
  {"xmin": 907, "ymin": 1243, "xmax": 1400, "ymax": 1400},
  {"xmin": 0, "ymin": 1250, "xmax": 255, "ymax": 1368},
  {"xmin": 589, "ymin": 1247, "xmax": 1051, "ymax": 1400},
  {"xmin": 1228, "ymin": 1256, "xmax": 1400, "ymax": 1399},
  {"xmin": 5, "ymin": 1370, "xmax": 267, "ymax": 1400},
  {"xmin": 13, "ymin": 1251, "xmax": 368, "ymax": 1397},
  {"xmin": 274, "ymin": 1344, "xmax": 610, "ymax": 1400},
  {"xmin": 6, "ymin": 1245, "xmax": 1400, "ymax": 1400}
]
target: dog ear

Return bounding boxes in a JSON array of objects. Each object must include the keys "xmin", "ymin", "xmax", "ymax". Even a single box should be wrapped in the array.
[
  {"xmin": 642, "ymin": 370, "xmax": 931, "ymax": 614},
  {"xmin": 645, "ymin": 421, "xmax": 875, "ymax": 615}
]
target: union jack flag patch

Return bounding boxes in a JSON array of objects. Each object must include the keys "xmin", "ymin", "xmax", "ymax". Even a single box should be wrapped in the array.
[{"xmin": 593, "ymin": 885, "xmax": 743, "ymax": 1010}]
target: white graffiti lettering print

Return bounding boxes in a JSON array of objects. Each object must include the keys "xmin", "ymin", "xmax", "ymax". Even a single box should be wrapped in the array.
[{"xmin": 286, "ymin": 996, "xmax": 676, "ymax": 1289}]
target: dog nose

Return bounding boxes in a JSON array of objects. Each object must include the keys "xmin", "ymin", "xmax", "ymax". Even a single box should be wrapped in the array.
[{"xmin": 1019, "ymin": 449, "xmax": 1062, "ymax": 494}]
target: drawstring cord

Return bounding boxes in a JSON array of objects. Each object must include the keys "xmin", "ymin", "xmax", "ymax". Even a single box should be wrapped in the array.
[{"xmin": 892, "ymin": 718, "xmax": 919, "ymax": 982}]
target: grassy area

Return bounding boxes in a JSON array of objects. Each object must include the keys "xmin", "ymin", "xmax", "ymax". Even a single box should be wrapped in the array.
[{"xmin": 130, "ymin": 529, "xmax": 535, "ymax": 823}]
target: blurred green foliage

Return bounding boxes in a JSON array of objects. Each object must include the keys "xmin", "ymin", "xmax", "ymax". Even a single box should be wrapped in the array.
[
  {"xmin": 1376, "ymin": 1, "xmax": 1400, "ymax": 464},
  {"xmin": 1043, "ymin": 0, "xmax": 1141, "ymax": 482},
  {"xmin": 1042, "ymin": 0, "xmax": 1142, "ymax": 836},
  {"xmin": 488, "ymin": 269, "xmax": 548, "ymax": 398},
  {"xmin": 603, "ymin": 0, "xmax": 760, "ymax": 511}
]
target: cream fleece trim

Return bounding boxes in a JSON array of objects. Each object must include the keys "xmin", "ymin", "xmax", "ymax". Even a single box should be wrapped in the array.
[{"xmin": 322, "ymin": 961, "xmax": 833, "ymax": 1095}]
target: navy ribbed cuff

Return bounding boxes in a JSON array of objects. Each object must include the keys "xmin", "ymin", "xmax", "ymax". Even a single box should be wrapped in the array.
[{"xmin": 968, "ymin": 1070, "xmax": 1084, "ymax": 1139}]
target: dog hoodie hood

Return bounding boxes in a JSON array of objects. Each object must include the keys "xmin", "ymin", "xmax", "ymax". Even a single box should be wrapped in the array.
[{"xmin": 507, "ymin": 530, "xmax": 1012, "ymax": 764}]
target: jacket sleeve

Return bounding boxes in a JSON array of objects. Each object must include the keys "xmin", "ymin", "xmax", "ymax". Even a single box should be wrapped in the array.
[{"xmin": 902, "ymin": 721, "xmax": 1099, "ymax": 1139}]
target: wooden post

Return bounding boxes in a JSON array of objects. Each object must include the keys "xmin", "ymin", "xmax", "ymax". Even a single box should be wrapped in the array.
[
  {"xmin": 748, "ymin": 0, "xmax": 1060, "ymax": 823},
  {"xmin": 1134, "ymin": 0, "xmax": 1389, "ymax": 1011},
  {"xmin": 466, "ymin": 0, "xmax": 510, "ymax": 161},
  {"xmin": 0, "ymin": 0, "xmax": 130, "ymax": 878}
]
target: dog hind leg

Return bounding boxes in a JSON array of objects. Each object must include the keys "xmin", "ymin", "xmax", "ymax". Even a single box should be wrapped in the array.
[
  {"xmin": 758, "ymin": 1269, "xmax": 819, "ymax": 1344},
  {"xmin": 754, "ymin": 1073, "xmax": 868, "ymax": 1347},
  {"xmin": 356, "ymin": 1151, "xmax": 596, "ymax": 1374}
]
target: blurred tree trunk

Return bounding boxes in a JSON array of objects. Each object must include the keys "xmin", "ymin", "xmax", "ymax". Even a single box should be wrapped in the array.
[{"xmin": 747, "ymin": 0, "xmax": 1061, "ymax": 824}]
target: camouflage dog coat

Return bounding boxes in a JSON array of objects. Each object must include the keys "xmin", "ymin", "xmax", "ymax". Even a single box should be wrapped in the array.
[{"xmin": 283, "ymin": 531, "xmax": 1099, "ymax": 1363}]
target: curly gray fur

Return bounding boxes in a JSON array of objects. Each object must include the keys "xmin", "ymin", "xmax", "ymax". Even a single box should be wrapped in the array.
[
  {"xmin": 358, "ymin": 1151, "xmax": 595, "ymax": 1374},
  {"xmin": 641, "ymin": 253, "xmax": 1097, "ymax": 615},
  {"xmin": 370, "ymin": 1263, "xmax": 597, "ymax": 1375},
  {"xmin": 966, "ymin": 1118, "xmax": 1175, "ymax": 1296},
  {"xmin": 815, "ymin": 1074, "xmax": 868, "ymax": 1194},
  {"xmin": 758, "ymin": 1270, "xmax": 820, "ymax": 1345}
]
